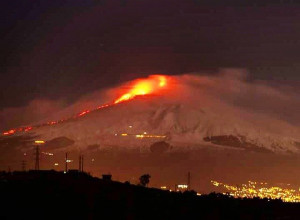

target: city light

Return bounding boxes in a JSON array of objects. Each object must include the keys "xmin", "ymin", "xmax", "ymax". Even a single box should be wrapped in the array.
[
  {"xmin": 119, "ymin": 133, "xmax": 166, "ymax": 139},
  {"xmin": 211, "ymin": 180, "xmax": 300, "ymax": 203},
  {"xmin": 177, "ymin": 184, "xmax": 188, "ymax": 189},
  {"xmin": 35, "ymin": 140, "xmax": 45, "ymax": 144},
  {"xmin": 176, "ymin": 184, "xmax": 189, "ymax": 192},
  {"xmin": 42, "ymin": 152, "xmax": 54, "ymax": 156}
]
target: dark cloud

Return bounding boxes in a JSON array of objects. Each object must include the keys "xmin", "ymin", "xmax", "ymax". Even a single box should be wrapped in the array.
[{"xmin": 0, "ymin": 0, "xmax": 299, "ymax": 111}]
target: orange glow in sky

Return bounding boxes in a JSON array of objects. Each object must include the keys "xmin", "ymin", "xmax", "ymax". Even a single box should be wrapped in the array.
[{"xmin": 114, "ymin": 75, "xmax": 168, "ymax": 104}]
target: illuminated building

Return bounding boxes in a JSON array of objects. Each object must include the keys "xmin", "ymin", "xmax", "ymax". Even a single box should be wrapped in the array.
[{"xmin": 175, "ymin": 184, "xmax": 189, "ymax": 192}]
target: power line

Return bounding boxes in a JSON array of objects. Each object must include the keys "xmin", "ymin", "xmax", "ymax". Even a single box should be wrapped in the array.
[
  {"xmin": 79, "ymin": 155, "xmax": 84, "ymax": 172},
  {"xmin": 187, "ymin": 171, "xmax": 191, "ymax": 191},
  {"xmin": 34, "ymin": 146, "xmax": 40, "ymax": 170},
  {"xmin": 65, "ymin": 152, "xmax": 68, "ymax": 173}
]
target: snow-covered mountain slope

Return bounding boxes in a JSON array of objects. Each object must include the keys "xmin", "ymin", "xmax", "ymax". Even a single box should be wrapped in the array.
[
  {"xmin": 21, "ymin": 95, "xmax": 300, "ymax": 154},
  {"xmin": 3, "ymin": 72, "xmax": 299, "ymax": 154}
]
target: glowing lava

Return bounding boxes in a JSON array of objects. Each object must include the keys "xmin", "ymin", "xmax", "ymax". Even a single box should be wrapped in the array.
[
  {"xmin": 114, "ymin": 75, "xmax": 167, "ymax": 104},
  {"xmin": 2, "ymin": 75, "xmax": 169, "ymax": 136}
]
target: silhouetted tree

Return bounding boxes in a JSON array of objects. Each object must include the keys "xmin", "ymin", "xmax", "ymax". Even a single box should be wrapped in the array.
[{"xmin": 139, "ymin": 174, "xmax": 151, "ymax": 187}]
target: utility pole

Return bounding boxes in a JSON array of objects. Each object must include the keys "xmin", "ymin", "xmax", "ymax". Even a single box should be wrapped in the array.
[
  {"xmin": 79, "ymin": 155, "xmax": 81, "ymax": 171},
  {"xmin": 35, "ymin": 145, "xmax": 40, "ymax": 170},
  {"xmin": 78, "ymin": 155, "xmax": 84, "ymax": 172},
  {"xmin": 34, "ymin": 140, "xmax": 45, "ymax": 171},
  {"xmin": 21, "ymin": 160, "xmax": 26, "ymax": 171},
  {"xmin": 187, "ymin": 171, "xmax": 191, "ymax": 191},
  {"xmin": 81, "ymin": 155, "xmax": 84, "ymax": 172},
  {"xmin": 65, "ymin": 152, "xmax": 68, "ymax": 173}
]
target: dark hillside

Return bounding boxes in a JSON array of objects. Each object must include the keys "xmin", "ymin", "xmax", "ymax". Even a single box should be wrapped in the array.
[{"xmin": 0, "ymin": 171, "xmax": 299, "ymax": 220}]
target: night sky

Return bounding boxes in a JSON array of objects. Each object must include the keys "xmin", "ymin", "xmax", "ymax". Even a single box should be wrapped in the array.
[{"xmin": 1, "ymin": 0, "xmax": 299, "ymax": 110}]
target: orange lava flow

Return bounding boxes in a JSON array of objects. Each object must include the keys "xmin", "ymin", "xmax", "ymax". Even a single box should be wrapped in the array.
[
  {"xmin": 2, "ymin": 75, "xmax": 169, "ymax": 136},
  {"xmin": 114, "ymin": 75, "xmax": 167, "ymax": 104}
]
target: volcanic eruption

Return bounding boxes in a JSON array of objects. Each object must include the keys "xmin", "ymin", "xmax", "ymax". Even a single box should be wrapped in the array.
[
  {"xmin": 2, "ymin": 75, "xmax": 169, "ymax": 137},
  {"xmin": 1, "ymin": 72, "xmax": 300, "ymax": 154},
  {"xmin": 1, "ymin": 71, "xmax": 300, "ymax": 193},
  {"xmin": 114, "ymin": 75, "xmax": 167, "ymax": 104}
]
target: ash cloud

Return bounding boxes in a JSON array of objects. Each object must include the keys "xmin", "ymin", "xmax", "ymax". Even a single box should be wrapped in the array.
[
  {"xmin": 173, "ymin": 69, "xmax": 300, "ymax": 127},
  {"xmin": 0, "ymin": 99, "xmax": 65, "ymax": 131}
]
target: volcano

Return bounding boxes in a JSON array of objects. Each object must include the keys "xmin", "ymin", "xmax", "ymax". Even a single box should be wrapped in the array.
[
  {"xmin": 1, "ymin": 73, "xmax": 300, "ymax": 192},
  {"xmin": 1, "ymin": 74, "xmax": 299, "ymax": 155}
]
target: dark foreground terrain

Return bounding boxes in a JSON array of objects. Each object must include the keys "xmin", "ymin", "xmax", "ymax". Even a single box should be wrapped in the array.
[{"xmin": 0, "ymin": 171, "xmax": 300, "ymax": 220}]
